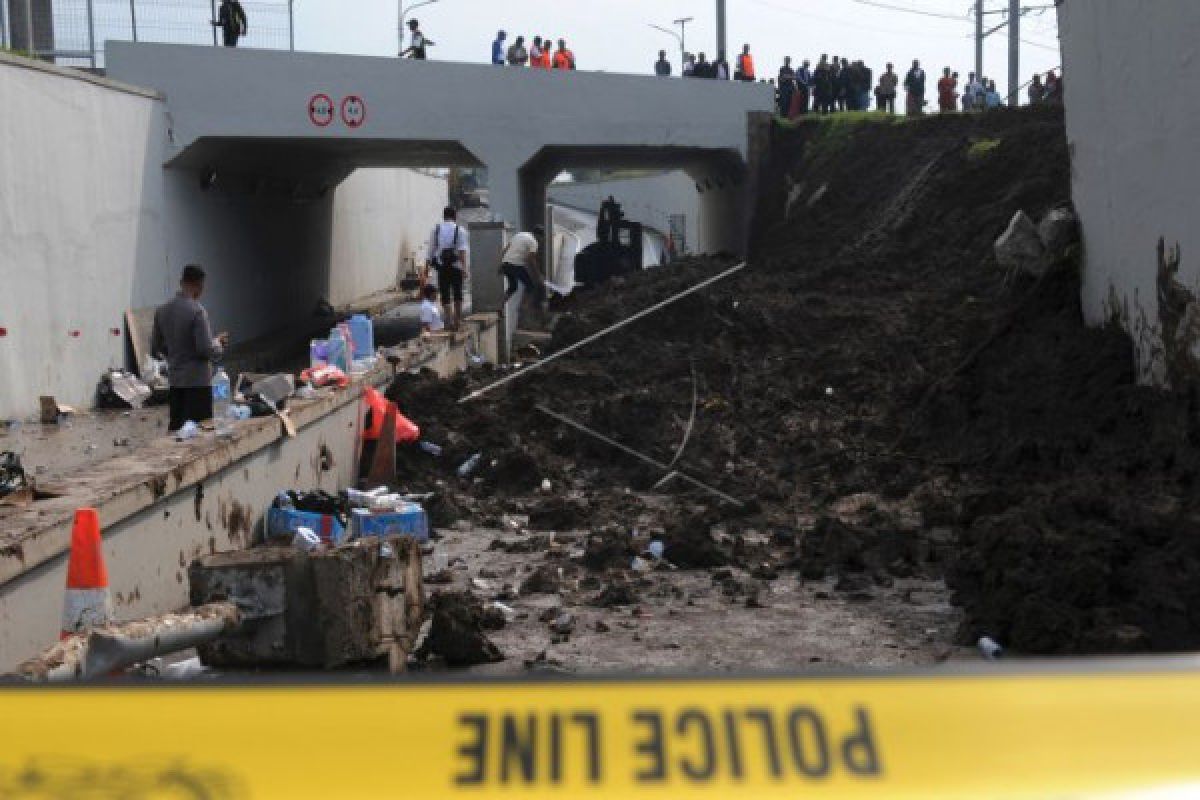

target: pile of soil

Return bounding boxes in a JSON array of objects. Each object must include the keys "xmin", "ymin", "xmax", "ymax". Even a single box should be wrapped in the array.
[{"xmin": 390, "ymin": 106, "xmax": 1200, "ymax": 656}]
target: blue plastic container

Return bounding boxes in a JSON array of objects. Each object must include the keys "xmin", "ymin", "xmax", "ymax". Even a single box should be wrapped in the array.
[
  {"xmin": 267, "ymin": 507, "xmax": 347, "ymax": 546},
  {"xmin": 350, "ymin": 503, "xmax": 429, "ymax": 542},
  {"xmin": 348, "ymin": 314, "xmax": 374, "ymax": 360}
]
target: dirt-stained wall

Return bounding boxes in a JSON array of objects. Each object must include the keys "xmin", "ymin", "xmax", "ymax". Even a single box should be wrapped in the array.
[{"xmin": 1059, "ymin": 0, "xmax": 1200, "ymax": 388}]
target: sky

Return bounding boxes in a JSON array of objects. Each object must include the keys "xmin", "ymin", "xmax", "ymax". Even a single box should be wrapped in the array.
[{"xmin": 292, "ymin": 0, "xmax": 1062, "ymax": 98}]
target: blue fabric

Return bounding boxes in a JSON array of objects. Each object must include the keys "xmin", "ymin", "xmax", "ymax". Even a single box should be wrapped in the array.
[{"xmin": 492, "ymin": 40, "xmax": 505, "ymax": 64}]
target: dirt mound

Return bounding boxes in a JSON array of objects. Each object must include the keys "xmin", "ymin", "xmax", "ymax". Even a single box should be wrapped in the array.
[
  {"xmin": 388, "ymin": 107, "xmax": 1200, "ymax": 656},
  {"xmin": 418, "ymin": 591, "xmax": 504, "ymax": 666}
]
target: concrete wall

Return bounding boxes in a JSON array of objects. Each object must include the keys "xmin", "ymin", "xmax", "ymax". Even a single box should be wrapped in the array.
[
  {"xmin": 0, "ymin": 54, "xmax": 449, "ymax": 418},
  {"xmin": 1059, "ymin": 0, "xmax": 1200, "ymax": 386},
  {"xmin": 549, "ymin": 172, "xmax": 701, "ymax": 253},
  {"xmin": 0, "ymin": 54, "xmax": 167, "ymax": 419},
  {"xmin": 329, "ymin": 169, "xmax": 448, "ymax": 307}
]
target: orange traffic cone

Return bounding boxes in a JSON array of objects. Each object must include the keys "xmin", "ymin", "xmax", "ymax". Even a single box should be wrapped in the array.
[{"xmin": 60, "ymin": 508, "xmax": 112, "ymax": 639}]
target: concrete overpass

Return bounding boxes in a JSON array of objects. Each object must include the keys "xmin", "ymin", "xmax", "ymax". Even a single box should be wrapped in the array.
[{"xmin": 105, "ymin": 43, "xmax": 773, "ymax": 258}]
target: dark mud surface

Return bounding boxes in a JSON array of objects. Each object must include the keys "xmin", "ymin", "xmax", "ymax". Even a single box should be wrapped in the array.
[{"xmin": 393, "ymin": 107, "xmax": 1200, "ymax": 661}]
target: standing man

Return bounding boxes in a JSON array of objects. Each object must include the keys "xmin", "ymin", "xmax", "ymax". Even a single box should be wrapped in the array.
[
  {"xmin": 682, "ymin": 53, "xmax": 696, "ymax": 77},
  {"xmin": 491, "ymin": 30, "xmax": 507, "ymax": 65},
  {"xmin": 813, "ymin": 55, "xmax": 832, "ymax": 113},
  {"xmin": 655, "ymin": 50, "xmax": 672, "ymax": 77},
  {"xmin": 963, "ymin": 72, "xmax": 982, "ymax": 111},
  {"xmin": 501, "ymin": 226, "xmax": 547, "ymax": 309},
  {"xmin": 1028, "ymin": 73, "xmax": 1045, "ymax": 104},
  {"xmin": 152, "ymin": 266, "xmax": 229, "ymax": 432},
  {"xmin": 777, "ymin": 57, "xmax": 796, "ymax": 116},
  {"xmin": 876, "ymin": 62, "xmax": 898, "ymax": 113},
  {"xmin": 553, "ymin": 39, "xmax": 576, "ymax": 70},
  {"xmin": 736, "ymin": 45, "xmax": 756, "ymax": 82},
  {"xmin": 530, "ymin": 36, "xmax": 546, "ymax": 68},
  {"xmin": 714, "ymin": 52, "xmax": 731, "ymax": 80},
  {"xmin": 904, "ymin": 59, "xmax": 926, "ymax": 116},
  {"xmin": 428, "ymin": 207, "xmax": 470, "ymax": 331},
  {"xmin": 507, "ymin": 36, "xmax": 528, "ymax": 67},
  {"xmin": 401, "ymin": 19, "xmax": 432, "ymax": 59},
  {"xmin": 937, "ymin": 67, "xmax": 959, "ymax": 113},
  {"xmin": 212, "ymin": 0, "xmax": 248, "ymax": 48}
]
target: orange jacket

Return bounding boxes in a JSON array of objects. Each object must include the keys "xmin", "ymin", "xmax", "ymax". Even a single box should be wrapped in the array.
[
  {"xmin": 553, "ymin": 49, "xmax": 575, "ymax": 70},
  {"xmin": 738, "ymin": 53, "xmax": 755, "ymax": 79}
]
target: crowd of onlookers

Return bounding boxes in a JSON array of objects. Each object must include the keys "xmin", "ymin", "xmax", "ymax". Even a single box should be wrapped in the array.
[{"xmin": 489, "ymin": 30, "xmax": 577, "ymax": 69}]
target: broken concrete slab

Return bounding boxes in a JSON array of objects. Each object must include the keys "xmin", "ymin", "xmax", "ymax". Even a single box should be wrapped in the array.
[
  {"xmin": 189, "ymin": 537, "xmax": 423, "ymax": 671},
  {"xmin": 995, "ymin": 210, "xmax": 1046, "ymax": 277}
]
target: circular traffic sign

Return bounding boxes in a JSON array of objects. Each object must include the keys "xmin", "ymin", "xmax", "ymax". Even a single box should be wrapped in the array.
[
  {"xmin": 341, "ymin": 95, "xmax": 367, "ymax": 129},
  {"xmin": 308, "ymin": 93, "xmax": 334, "ymax": 127}
]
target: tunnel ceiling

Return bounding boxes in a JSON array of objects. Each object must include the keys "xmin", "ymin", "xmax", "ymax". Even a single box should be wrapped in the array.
[{"xmin": 170, "ymin": 137, "xmax": 483, "ymax": 184}]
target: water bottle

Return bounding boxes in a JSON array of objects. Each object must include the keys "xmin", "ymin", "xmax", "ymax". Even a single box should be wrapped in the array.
[
  {"xmin": 348, "ymin": 314, "xmax": 374, "ymax": 359},
  {"xmin": 212, "ymin": 368, "xmax": 232, "ymax": 434},
  {"xmin": 419, "ymin": 440, "xmax": 443, "ymax": 457},
  {"xmin": 327, "ymin": 329, "xmax": 348, "ymax": 373},
  {"xmin": 457, "ymin": 452, "xmax": 483, "ymax": 479}
]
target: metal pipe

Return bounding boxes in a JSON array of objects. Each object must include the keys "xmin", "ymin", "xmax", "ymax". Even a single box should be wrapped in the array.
[
  {"xmin": 211, "ymin": 0, "xmax": 217, "ymax": 46},
  {"xmin": 130, "ymin": 0, "xmax": 137, "ymax": 42},
  {"xmin": 715, "ymin": 0, "xmax": 726, "ymax": 61},
  {"xmin": 288, "ymin": 0, "xmax": 294, "ymax": 51},
  {"xmin": 16, "ymin": 603, "xmax": 242, "ymax": 682},
  {"xmin": 0, "ymin": 0, "xmax": 8, "ymax": 50},
  {"xmin": 975, "ymin": 0, "xmax": 983, "ymax": 82},
  {"xmin": 22, "ymin": 0, "xmax": 33, "ymax": 56},
  {"xmin": 1008, "ymin": 0, "xmax": 1020, "ymax": 106},
  {"xmin": 86, "ymin": 0, "xmax": 96, "ymax": 68}
]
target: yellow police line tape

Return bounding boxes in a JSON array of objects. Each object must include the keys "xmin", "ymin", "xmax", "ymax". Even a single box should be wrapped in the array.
[{"xmin": 2, "ymin": 665, "xmax": 1200, "ymax": 798}]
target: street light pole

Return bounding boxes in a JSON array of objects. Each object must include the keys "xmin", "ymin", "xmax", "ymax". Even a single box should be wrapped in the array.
[
  {"xmin": 716, "ymin": 0, "xmax": 726, "ymax": 61},
  {"xmin": 650, "ymin": 17, "xmax": 692, "ymax": 74},
  {"xmin": 398, "ymin": 0, "xmax": 437, "ymax": 56}
]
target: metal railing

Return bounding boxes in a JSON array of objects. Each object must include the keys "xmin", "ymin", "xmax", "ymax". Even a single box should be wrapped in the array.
[{"xmin": 1, "ymin": 0, "xmax": 294, "ymax": 69}]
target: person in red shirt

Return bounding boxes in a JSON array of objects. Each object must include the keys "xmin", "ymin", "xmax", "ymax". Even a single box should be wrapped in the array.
[
  {"xmin": 937, "ymin": 67, "xmax": 959, "ymax": 113},
  {"xmin": 736, "ymin": 44, "xmax": 756, "ymax": 82},
  {"xmin": 553, "ymin": 39, "xmax": 576, "ymax": 70}
]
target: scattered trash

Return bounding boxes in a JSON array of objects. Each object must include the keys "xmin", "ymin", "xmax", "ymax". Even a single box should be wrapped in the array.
[
  {"xmin": 0, "ymin": 452, "xmax": 29, "ymax": 501},
  {"xmin": 540, "ymin": 478, "xmax": 552, "ymax": 492},
  {"xmin": 96, "ymin": 369, "xmax": 153, "ymax": 410},
  {"xmin": 470, "ymin": 577, "xmax": 493, "ymax": 592},
  {"xmin": 630, "ymin": 556, "xmax": 651, "ymax": 572},
  {"xmin": 486, "ymin": 601, "xmax": 516, "ymax": 623},
  {"xmin": 162, "ymin": 657, "xmax": 211, "ymax": 680},
  {"xmin": 295, "ymin": 384, "xmax": 318, "ymax": 401},
  {"xmin": 520, "ymin": 565, "xmax": 562, "ymax": 595},
  {"xmin": 645, "ymin": 540, "xmax": 665, "ymax": 560},
  {"xmin": 112, "ymin": 437, "xmax": 131, "ymax": 447},
  {"xmin": 292, "ymin": 527, "xmax": 322, "ymax": 552},
  {"xmin": 978, "ymin": 636, "xmax": 1004, "ymax": 661},
  {"xmin": 419, "ymin": 440, "xmax": 443, "ymax": 457},
  {"xmin": 594, "ymin": 620, "xmax": 611, "ymax": 633},
  {"xmin": 175, "ymin": 421, "xmax": 200, "ymax": 441},
  {"xmin": 300, "ymin": 364, "xmax": 350, "ymax": 389},
  {"xmin": 457, "ymin": 453, "xmax": 483, "ymax": 479},
  {"xmin": 825, "ymin": 387, "xmax": 835, "ymax": 396}
]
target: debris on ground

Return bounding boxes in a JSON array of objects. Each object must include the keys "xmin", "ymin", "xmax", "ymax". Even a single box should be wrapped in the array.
[{"xmin": 418, "ymin": 591, "xmax": 504, "ymax": 666}]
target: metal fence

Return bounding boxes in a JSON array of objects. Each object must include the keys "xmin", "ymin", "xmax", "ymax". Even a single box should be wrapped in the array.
[{"xmin": 1, "ymin": 0, "xmax": 293, "ymax": 68}]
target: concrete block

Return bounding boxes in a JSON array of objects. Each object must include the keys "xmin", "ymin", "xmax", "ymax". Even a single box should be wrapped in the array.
[
  {"xmin": 995, "ymin": 211, "xmax": 1046, "ymax": 277},
  {"xmin": 189, "ymin": 537, "xmax": 423, "ymax": 670}
]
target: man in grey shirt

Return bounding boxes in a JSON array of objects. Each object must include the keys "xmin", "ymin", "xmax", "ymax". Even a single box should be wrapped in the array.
[{"xmin": 152, "ymin": 265, "xmax": 229, "ymax": 431}]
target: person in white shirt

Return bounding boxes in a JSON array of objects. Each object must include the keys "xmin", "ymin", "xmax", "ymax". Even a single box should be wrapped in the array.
[
  {"xmin": 500, "ymin": 226, "xmax": 546, "ymax": 308},
  {"xmin": 418, "ymin": 285, "xmax": 445, "ymax": 334},
  {"xmin": 401, "ymin": 18, "xmax": 432, "ymax": 59},
  {"xmin": 427, "ymin": 206, "xmax": 470, "ymax": 331}
]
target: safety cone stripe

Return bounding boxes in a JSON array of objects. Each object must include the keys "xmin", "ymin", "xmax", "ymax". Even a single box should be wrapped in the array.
[{"xmin": 61, "ymin": 588, "xmax": 114, "ymax": 637}]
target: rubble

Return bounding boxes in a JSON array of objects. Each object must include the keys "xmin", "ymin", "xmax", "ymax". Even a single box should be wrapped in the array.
[{"xmin": 419, "ymin": 591, "xmax": 504, "ymax": 666}]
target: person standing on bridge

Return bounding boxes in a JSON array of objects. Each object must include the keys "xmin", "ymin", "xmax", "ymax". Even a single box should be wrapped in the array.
[
  {"xmin": 151, "ymin": 265, "xmax": 229, "ymax": 432},
  {"xmin": 777, "ymin": 57, "xmax": 795, "ymax": 116},
  {"xmin": 904, "ymin": 59, "xmax": 927, "ymax": 116},
  {"xmin": 491, "ymin": 31, "xmax": 507, "ymax": 66},
  {"xmin": 655, "ymin": 50, "xmax": 672, "ymax": 77},
  {"xmin": 212, "ymin": 0, "xmax": 248, "ymax": 48},
  {"xmin": 876, "ymin": 63, "xmax": 898, "ymax": 113},
  {"xmin": 401, "ymin": 19, "xmax": 432, "ymax": 60},
  {"xmin": 736, "ymin": 45, "xmax": 756, "ymax": 82},
  {"xmin": 938, "ymin": 68, "xmax": 959, "ymax": 113},
  {"xmin": 428, "ymin": 207, "xmax": 470, "ymax": 331},
  {"xmin": 553, "ymin": 39, "xmax": 576, "ymax": 70},
  {"xmin": 530, "ymin": 37, "xmax": 546, "ymax": 68},
  {"xmin": 507, "ymin": 36, "xmax": 528, "ymax": 67}
]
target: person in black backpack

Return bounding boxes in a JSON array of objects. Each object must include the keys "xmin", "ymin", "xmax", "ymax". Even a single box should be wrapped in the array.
[
  {"xmin": 427, "ymin": 207, "xmax": 470, "ymax": 331},
  {"xmin": 212, "ymin": 0, "xmax": 248, "ymax": 47}
]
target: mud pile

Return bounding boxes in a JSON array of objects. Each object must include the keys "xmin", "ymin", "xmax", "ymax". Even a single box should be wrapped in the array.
[{"xmin": 391, "ymin": 107, "xmax": 1200, "ymax": 656}]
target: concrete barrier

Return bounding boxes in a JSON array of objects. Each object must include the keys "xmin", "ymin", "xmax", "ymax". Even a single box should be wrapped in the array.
[{"xmin": 0, "ymin": 314, "xmax": 498, "ymax": 672}]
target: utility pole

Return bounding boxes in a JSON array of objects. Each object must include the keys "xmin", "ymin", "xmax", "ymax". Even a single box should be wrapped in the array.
[
  {"xmin": 1008, "ymin": 0, "xmax": 1020, "ymax": 106},
  {"xmin": 975, "ymin": 0, "xmax": 984, "ymax": 81},
  {"xmin": 716, "ymin": 0, "xmax": 726, "ymax": 61},
  {"xmin": 130, "ymin": 0, "xmax": 138, "ymax": 42}
]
